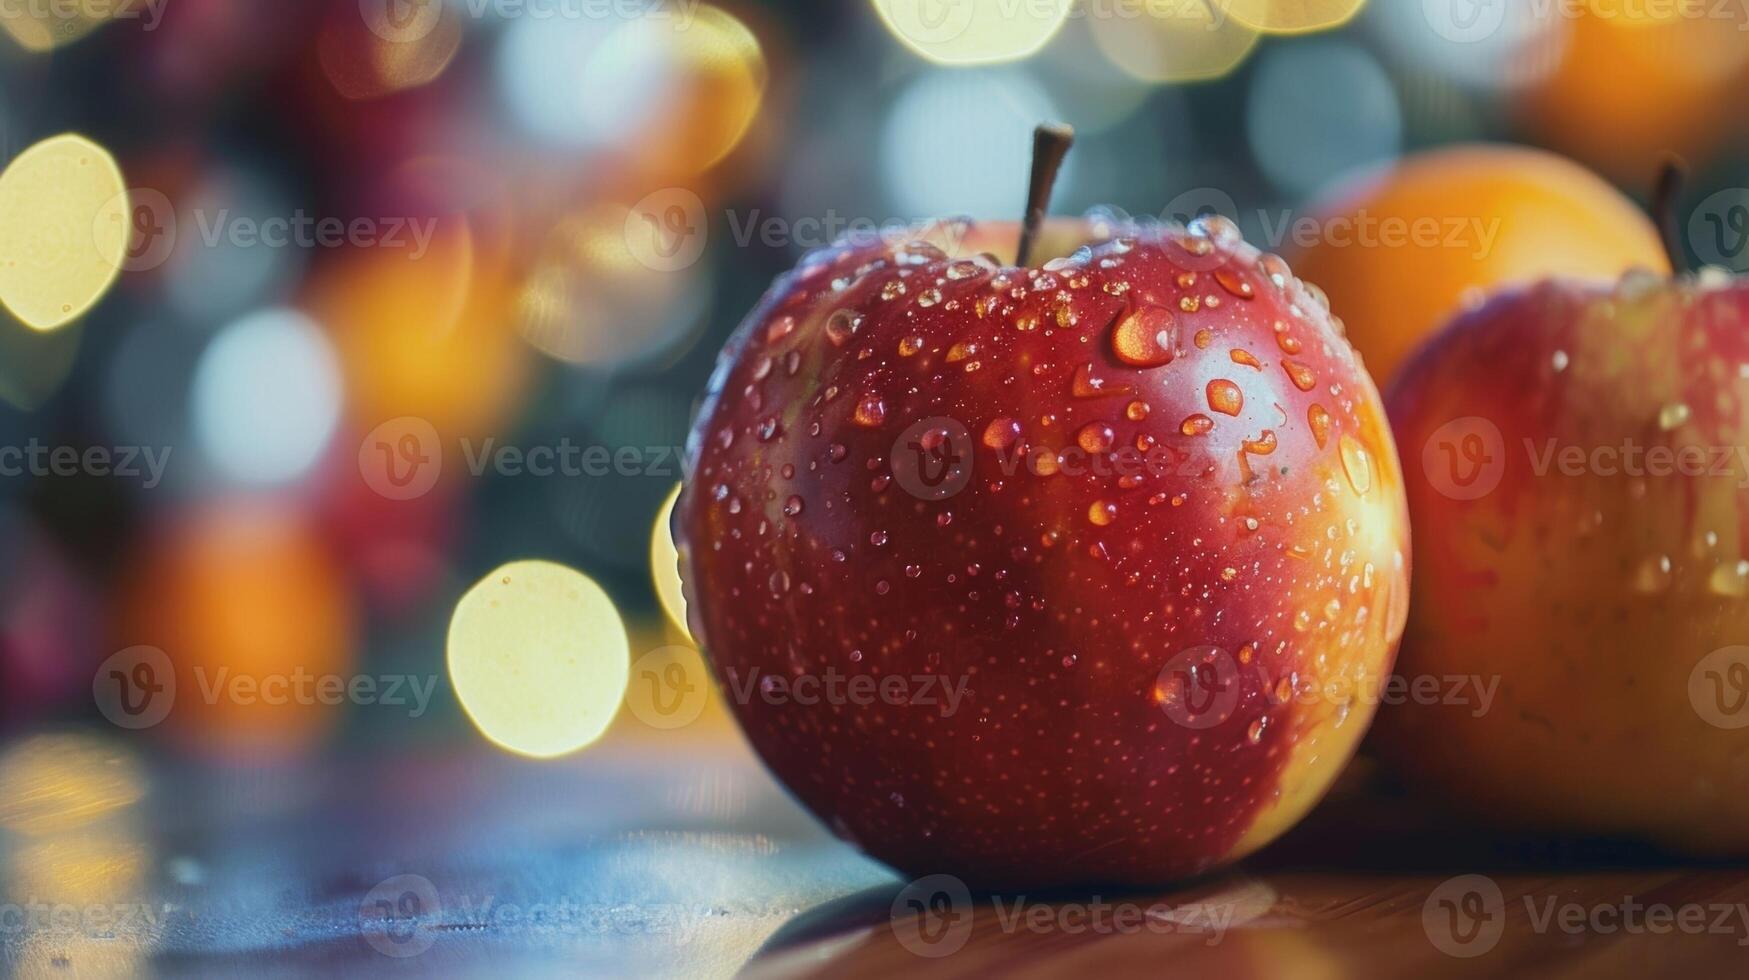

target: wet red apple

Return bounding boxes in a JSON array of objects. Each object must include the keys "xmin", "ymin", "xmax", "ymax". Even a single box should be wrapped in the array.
[
  {"xmin": 1379, "ymin": 244, "xmax": 1749, "ymax": 853},
  {"xmin": 677, "ymin": 131, "xmax": 1411, "ymax": 887}
]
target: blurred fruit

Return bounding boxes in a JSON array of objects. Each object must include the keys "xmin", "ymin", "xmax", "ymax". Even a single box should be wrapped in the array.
[
  {"xmin": 1287, "ymin": 144, "xmax": 1668, "ymax": 384},
  {"xmin": 678, "ymin": 206, "xmax": 1410, "ymax": 887},
  {"xmin": 1379, "ymin": 268, "xmax": 1749, "ymax": 853},
  {"xmin": 1519, "ymin": 9, "xmax": 1749, "ymax": 182},
  {"xmin": 118, "ymin": 506, "xmax": 355, "ymax": 761}
]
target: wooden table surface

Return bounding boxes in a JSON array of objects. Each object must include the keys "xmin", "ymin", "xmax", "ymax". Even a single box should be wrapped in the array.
[{"xmin": 2, "ymin": 709, "xmax": 1745, "ymax": 979}]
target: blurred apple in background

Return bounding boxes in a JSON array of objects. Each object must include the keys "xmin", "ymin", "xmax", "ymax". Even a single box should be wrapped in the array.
[
  {"xmin": 1379, "ymin": 255, "xmax": 1749, "ymax": 853},
  {"xmin": 1288, "ymin": 144, "xmax": 1668, "ymax": 383},
  {"xmin": 678, "ymin": 131, "xmax": 1411, "ymax": 887}
]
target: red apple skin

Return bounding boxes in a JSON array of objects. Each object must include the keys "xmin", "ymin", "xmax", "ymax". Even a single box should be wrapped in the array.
[
  {"xmin": 1379, "ymin": 272, "xmax": 1749, "ymax": 854},
  {"xmin": 678, "ymin": 217, "xmax": 1411, "ymax": 888}
]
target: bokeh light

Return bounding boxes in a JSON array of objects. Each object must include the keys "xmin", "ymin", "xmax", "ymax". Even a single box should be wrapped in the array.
[
  {"xmin": 871, "ymin": 0, "xmax": 1073, "ymax": 65},
  {"xmin": 495, "ymin": 4, "xmax": 766, "ymax": 175},
  {"xmin": 881, "ymin": 68, "xmax": 1068, "ymax": 219},
  {"xmin": 1216, "ymin": 0, "xmax": 1368, "ymax": 34},
  {"xmin": 1246, "ymin": 40, "xmax": 1401, "ymax": 198},
  {"xmin": 448, "ymin": 560, "xmax": 631, "ymax": 759},
  {"xmin": 119, "ymin": 506, "xmax": 357, "ymax": 761},
  {"xmin": 1368, "ymin": 0, "xmax": 1567, "ymax": 92},
  {"xmin": 314, "ymin": 215, "xmax": 530, "ymax": 442},
  {"xmin": 517, "ymin": 202, "xmax": 712, "ymax": 368},
  {"xmin": 0, "ymin": 0, "xmax": 132, "ymax": 51},
  {"xmin": 651, "ymin": 483, "xmax": 690, "ymax": 642},
  {"xmin": 191, "ymin": 308, "xmax": 342, "ymax": 486},
  {"xmin": 1090, "ymin": 1, "xmax": 1260, "ymax": 83},
  {"xmin": 0, "ymin": 134, "xmax": 128, "ymax": 332}
]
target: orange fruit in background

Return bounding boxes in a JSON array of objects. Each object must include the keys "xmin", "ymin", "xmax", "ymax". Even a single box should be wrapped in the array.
[
  {"xmin": 1519, "ymin": 8, "xmax": 1749, "ymax": 183},
  {"xmin": 118, "ymin": 506, "xmax": 356, "ymax": 761},
  {"xmin": 1287, "ymin": 144, "xmax": 1669, "ymax": 385}
]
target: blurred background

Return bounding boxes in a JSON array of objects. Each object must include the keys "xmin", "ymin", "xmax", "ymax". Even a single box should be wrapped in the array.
[{"xmin": 2, "ymin": 0, "xmax": 1748, "ymax": 975}]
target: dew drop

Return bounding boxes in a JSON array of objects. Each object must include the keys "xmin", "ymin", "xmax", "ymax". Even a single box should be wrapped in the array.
[
  {"xmin": 1110, "ymin": 304, "xmax": 1177, "ymax": 368},
  {"xmin": 1215, "ymin": 267, "xmax": 1255, "ymax": 299},
  {"xmin": 1181, "ymin": 414, "xmax": 1214, "ymax": 437},
  {"xmin": 1282, "ymin": 359, "xmax": 1316, "ymax": 392},
  {"xmin": 1077, "ymin": 422, "xmax": 1115, "ymax": 454},
  {"xmin": 1307, "ymin": 404, "xmax": 1331, "ymax": 450},
  {"xmin": 1338, "ymin": 434, "xmax": 1372, "ymax": 496},
  {"xmin": 825, "ymin": 309, "xmax": 863, "ymax": 346},
  {"xmin": 853, "ymin": 394, "xmax": 887, "ymax": 428},
  {"xmin": 983, "ymin": 417, "xmax": 1022, "ymax": 450},
  {"xmin": 1088, "ymin": 500, "xmax": 1117, "ymax": 526},
  {"xmin": 1206, "ymin": 379, "xmax": 1243, "ymax": 416}
]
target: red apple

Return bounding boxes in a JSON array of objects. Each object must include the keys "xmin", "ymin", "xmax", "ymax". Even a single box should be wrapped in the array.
[
  {"xmin": 1379, "ymin": 259, "xmax": 1749, "ymax": 854},
  {"xmin": 677, "ymin": 135, "xmax": 1410, "ymax": 887}
]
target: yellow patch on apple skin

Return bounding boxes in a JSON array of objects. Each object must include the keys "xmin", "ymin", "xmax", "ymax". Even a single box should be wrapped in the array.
[{"xmin": 0, "ymin": 134, "xmax": 130, "ymax": 332}]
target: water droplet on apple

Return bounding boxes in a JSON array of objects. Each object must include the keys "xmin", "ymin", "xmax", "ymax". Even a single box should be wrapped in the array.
[
  {"xmin": 1110, "ymin": 304, "xmax": 1177, "ymax": 368},
  {"xmin": 1207, "ymin": 380, "xmax": 1243, "ymax": 416},
  {"xmin": 853, "ymin": 394, "xmax": 887, "ymax": 427},
  {"xmin": 1282, "ymin": 359, "xmax": 1316, "ymax": 392},
  {"xmin": 1338, "ymin": 435, "xmax": 1372, "ymax": 496},
  {"xmin": 1307, "ymin": 405, "xmax": 1332, "ymax": 449},
  {"xmin": 1077, "ymin": 422, "xmax": 1115, "ymax": 454}
]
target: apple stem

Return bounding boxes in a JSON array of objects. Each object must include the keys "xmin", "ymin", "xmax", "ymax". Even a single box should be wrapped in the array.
[
  {"xmin": 1652, "ymin": 156, "xmax": 1690, "ymax": 274},
  {"xmin": 1016, "ymin": 123, "xmax": 1075, "ymax": 267}
]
